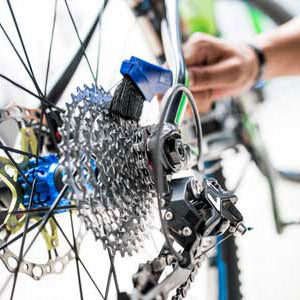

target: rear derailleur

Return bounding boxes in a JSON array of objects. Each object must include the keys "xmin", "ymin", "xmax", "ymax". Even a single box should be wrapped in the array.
[{"xmin": 120, "ymin": 122, "xmax": 248, "ymax": 300}]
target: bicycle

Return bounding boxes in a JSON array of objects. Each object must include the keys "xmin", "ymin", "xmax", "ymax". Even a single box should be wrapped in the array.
[{"xmin": 0, "ymin": 0, "xmax": 294, "ymax": 299}]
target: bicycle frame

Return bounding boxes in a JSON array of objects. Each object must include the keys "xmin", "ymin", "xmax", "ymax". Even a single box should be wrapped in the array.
[
  {"xmin": 0, "ymin": 1, "xmax": 293, "ymax": 299},
  {"xmin": 127, "ymin": 0, "xmax": 188, "ymax": 125}
]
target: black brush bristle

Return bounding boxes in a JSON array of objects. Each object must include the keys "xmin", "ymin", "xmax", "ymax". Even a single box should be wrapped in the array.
[{"xmin": 109, "ymin": 76, "xmax": 145, "ymax": 122}]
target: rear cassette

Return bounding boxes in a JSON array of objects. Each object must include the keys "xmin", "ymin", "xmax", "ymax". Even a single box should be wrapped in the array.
[{"xmin": 60, "ymin": 85, "xmax": 155, "ymax": 256}]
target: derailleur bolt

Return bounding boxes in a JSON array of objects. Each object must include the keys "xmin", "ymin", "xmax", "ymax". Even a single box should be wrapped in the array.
[
  {"xmin": 182, "ymin": 226, "xmax": 192, "ymax": 237},
  {"xmin": 164, "ymin": 211, "xmax": 174, "ymax": 221}
]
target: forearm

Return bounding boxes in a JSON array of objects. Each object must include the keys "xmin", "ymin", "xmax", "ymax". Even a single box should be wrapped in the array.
[{"xmin": 252, "ymin": 17, "xmax": 300, "ymax": 79}]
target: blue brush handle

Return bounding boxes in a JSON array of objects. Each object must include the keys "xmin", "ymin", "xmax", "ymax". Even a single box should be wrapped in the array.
[{"xmin": 120, "ymin": 56, "xmax": 173, "ymax": 101}]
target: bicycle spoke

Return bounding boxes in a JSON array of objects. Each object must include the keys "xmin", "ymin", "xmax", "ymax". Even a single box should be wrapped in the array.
[
  {"xmin": 0, "ymin": 220, "xmax": 42, "ymax": 252},
  {"xmin": 4, "ymin": 0, "xmax": 60, "ymax": 123},
  {"xmin": 0, "ymin": 73, "xmax": 41, "ymax": 104},
  {"xmin": 21, "ymin": 184, "xmax": 68, "ymax": 259},
  {"xmin": 1, "ymin": 205, "xmax": 77, "ymax": 216},
  {"xmin": 64, "ymin": 0, "xmax": 97, "ymax": 84},
  {"xmin": 107, "ymin": 18, "xmax": 138, "ymax": 88},
  {"xmin": 95, "ymin": 1, "xmax": 107, "ymax": 84},
  {"xmin": 46, "ymin": 16, "xmax": 99, "ymax": 105},
  {"xmin": 44, "ymin": 0, "xmax": 58, "ymax": 96},
  {"xmin": 44, "ymin": 5, "xmax": 64, "ymax": 156},
  {"xmin": 79, "ymin": 260, "xmax": 105, "ymax": 300},
  {"xmin": 69, "ymin": 211, "xmax": 84, "ymax": 300},
  {"xmin": 0, "ymin": 140, "xmax": 30, "ymax": 186},
  {"xmin": 0, "ymin": 73, "xmax": 65, "ymax": 113},
  {"xmin": 36, "ymin": 1, "xmax": 58, "ymax": 163},
  {"xmin": 107, "ymin": 249, "xmax": 120, "ymax": 295},
  {"xmin": 104, "ymin": 260, "xmax": 114, "ymax": 300},
  {"xmin": 0, "ymin": 144, "xmax": 41, "ymax": 159},
  {"xmin": 0, "ymin": 23, "xmax": 42, "ymax": 94},
  {"xmin": 35, "ymin": 104, "xmax": 45, "ymax": 165},
  {"xmin": 41, "ymin": 0, "xmax": 67, "ymax": 153},
  {"xmin": 0, "ymin": 274, "xmax": 12, "ymax": 299},
  {"xmin": 95, "ymin": 20, "xmax": 101, "ymax": 85},
  {"xmin": 10, "ymin": 179, "xmax": 36, "ymax": 300},
  {"xmin": 6, "ymin": 0, "xmax": 43, "ymax": 97},
  {"xmin": 107, "ymin": 79, "xmax": 121, "ymax": 93},
  {"xmin": 52, "ymin": 217, "xmax": 105, "ymax": 300}
]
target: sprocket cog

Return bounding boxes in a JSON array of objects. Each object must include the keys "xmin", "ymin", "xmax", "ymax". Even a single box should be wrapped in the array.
[{"xmin": 60, "ymin": 84, "xmax": 155, "ymax": 256}]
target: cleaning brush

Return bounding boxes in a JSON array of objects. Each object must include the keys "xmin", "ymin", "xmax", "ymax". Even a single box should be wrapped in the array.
[{"xmin": 109, "ymin": 56, "xmax": 173, "ymax": 122}]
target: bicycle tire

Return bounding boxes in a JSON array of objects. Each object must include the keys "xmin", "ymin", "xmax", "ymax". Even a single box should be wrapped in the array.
[
  {"xmin": 210, "ymin": 163, "xmax": 242, "ymax": 300},
  {"xmin": 245, "ymin": 138, "xmax": 284, "ymax": 234},
  {"xmin": 248, "ymin": 0, "xmax": 293, "ymax": 25},
  {"xmin": 278, "ymin": 170, "xmax": 300, "ymax": 183}
]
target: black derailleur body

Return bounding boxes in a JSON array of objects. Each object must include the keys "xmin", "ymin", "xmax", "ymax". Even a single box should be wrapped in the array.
[
  {"xmin": 164, "ymin": 176, "xmax": 246, "ymax": 250},
  {"xmin": 140, "ymin": 122, "xmax": 246, "ymax": 249},
  {"xmin": 145, "ymin": 122, "xmax": 192, "ymax": 175}
]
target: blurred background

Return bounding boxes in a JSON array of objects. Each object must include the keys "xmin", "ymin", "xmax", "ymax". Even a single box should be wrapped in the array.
[{"xmin": 0, "ymin": 0, "xmax": 299, "ymax": 299}]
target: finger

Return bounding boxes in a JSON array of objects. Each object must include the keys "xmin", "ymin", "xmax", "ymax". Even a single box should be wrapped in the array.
[
  {"xmin": 192, "ymin": 86, "xmax": 243, "ymax": 105},
  {"xmin": 211, "ymin": 87, "xmax": 241, "ymax": 99},
  {"xmin": 186, "ymin": 89, "xmax": 214, "ymax": 114},
  {"xmin": 186, "ymin": 99, "xmax": 212, "ymax": 115},
  {"xmin": 185, "ymin": 89, "xmax": 213, "ymax": 115},
  {"xmin": 186, "ymin": 84, "xmax": 245, "ymax": 115},
  {"xmin": 183, "ymin": 33, "xmax": 225, "ymax": 66},
  {"xmin": 156, "ymin": 93, "xmax": 163, "ymax": 102},
  {"xmin": 197, "ymin": 99, "xmax": 213, "ymax": 114},
  {"xmin": 187, "ymin": 86, "xmax": 237, "ymax": 115},
  {"xmin": 189, "ymin": 58, "xmax": 241, "ymax": 92}
]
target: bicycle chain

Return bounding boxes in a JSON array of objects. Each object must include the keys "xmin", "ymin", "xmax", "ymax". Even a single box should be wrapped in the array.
[
  {"xmin": 168, "ymin": 239, "xmax": 212, "ymax": 300},
  {"xmin": 60, "ymin": 85, "xmax": 155, "ymax": 256},
  {"xmin": 132, "ymin": 238, "xmax": 214, "ymax": 299}
]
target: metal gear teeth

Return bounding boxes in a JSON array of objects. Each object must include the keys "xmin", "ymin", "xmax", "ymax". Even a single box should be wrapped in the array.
[{"xmin": 60, "ymin": 84, "xmax": 154, "ymax": 256}]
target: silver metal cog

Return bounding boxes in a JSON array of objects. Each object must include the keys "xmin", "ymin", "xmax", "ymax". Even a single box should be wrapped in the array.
[{"xmin": 60, "ymin": 84, "xmax": 155, "ymax": 256}]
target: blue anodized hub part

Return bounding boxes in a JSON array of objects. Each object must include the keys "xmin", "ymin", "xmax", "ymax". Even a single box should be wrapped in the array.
[
  {"xmin": 19, "ymin": 155, "xmax": 69, "ymax": 213},
  {"xmin": 120, "ymin": 56, "xmax": 173, "ymax": 101}
]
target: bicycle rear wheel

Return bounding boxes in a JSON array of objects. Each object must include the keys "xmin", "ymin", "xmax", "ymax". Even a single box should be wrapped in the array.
[{"xmin": 0, "ymin": 1, "xmax": 166, "ymax": 299}]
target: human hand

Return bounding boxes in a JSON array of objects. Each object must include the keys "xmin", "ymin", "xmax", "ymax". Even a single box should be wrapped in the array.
[{"xmin": 183, "ymin": 33, "xmax": 259, "ymax": 113}]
